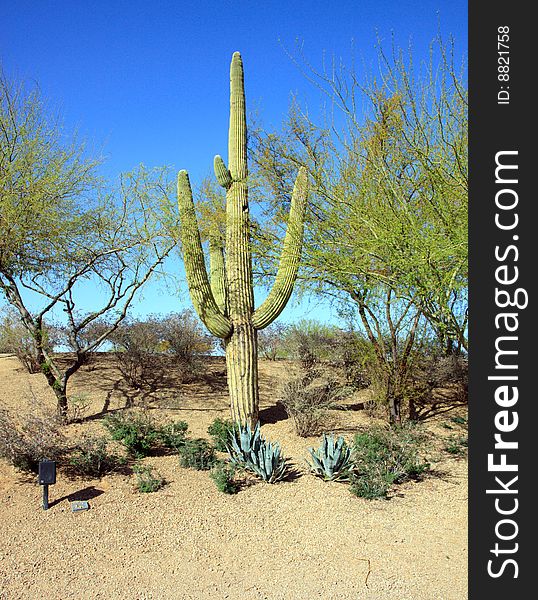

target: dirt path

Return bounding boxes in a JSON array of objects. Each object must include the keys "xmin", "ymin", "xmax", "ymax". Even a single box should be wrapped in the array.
[{"xmin": 0, "ymin": 354, "xmax": 467, "ymax": 599}]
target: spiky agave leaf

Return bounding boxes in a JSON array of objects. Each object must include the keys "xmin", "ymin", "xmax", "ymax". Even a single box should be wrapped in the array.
[
  {"xmin": 307, "ymin": 433, "xmax": 354, "ymax": 481},
  {"xmin": 227, "ymin": 422, "xmax": 289, "ymax": 483}
]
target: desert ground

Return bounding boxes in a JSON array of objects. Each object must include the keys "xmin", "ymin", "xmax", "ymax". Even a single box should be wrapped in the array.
[{"xmin": 0, "ymin": 353, "xmax": 467, "ymax": 600}]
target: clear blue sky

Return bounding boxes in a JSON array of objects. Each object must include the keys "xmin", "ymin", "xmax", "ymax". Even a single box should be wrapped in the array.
[{"xmin": 1, "ymin": 0, "xmax": 467, "ymax": 326}]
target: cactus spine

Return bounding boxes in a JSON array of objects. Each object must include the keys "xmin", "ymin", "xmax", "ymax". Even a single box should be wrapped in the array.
[{"xmin": 177, "ymin": 52, "xmax": 308, "ymax": 426}]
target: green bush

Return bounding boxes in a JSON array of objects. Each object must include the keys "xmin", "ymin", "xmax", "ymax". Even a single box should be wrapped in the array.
[
  {"xmin": 349, "ymin": 470, "xmax": 397, "ymax": 500},
  {"xmin": 257, "ymin": 323, "xmax": 288, "ymax": 360},
  {"xmin": 68, "ymin": 435, "xmax": 125, "ymax": 478},
  {"xmin": 444, "ymin": 434, "xmax": 468, "ymax": 456},
  {"xmin": 178, "ymin": 438, "xmax": 216, "ymax": 470},
  {"xmin": 207, "ymin": 418, "xmax": 238, "ymax": 452},
  {"xmin": 158, "ymin": 420, "xmax": 189, "ymax": 451},
  {"xmin": 350, "ymin": 425, "xmax": 430, "ymax": 499},
  {"xmin": 210, "ymin": 460, "xmax": 239, "ymax": 494},
  {"xmin": 133, "ymin": 463, "xmax": 165, "ymax": 493},
  {"xmin": 103, "ymin": 411, "xmax": 160, "ymax": 458}
]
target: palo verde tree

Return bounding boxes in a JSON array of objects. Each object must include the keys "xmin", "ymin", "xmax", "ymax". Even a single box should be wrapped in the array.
[
  {"xmin": 177, "ymin": 52, "xmax": 308, "ymax": 425},
  {"xmin": 0, "ymin": 70, "xmax": 175, "ymax": 418},
  {"xmin": 251, "ymin": 37, "xmax": 467, "ymax": 423}
]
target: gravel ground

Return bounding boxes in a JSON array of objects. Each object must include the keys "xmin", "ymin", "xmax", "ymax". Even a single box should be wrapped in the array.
[{"xmin": 0, "ymin": 354, "xmax": 468, "ymax": 599}]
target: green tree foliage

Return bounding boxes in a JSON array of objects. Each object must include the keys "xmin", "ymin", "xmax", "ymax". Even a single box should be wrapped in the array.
[
  {"xmin": 251, "ymin": 37, "xmax": 467, "ymax": 423},
  {"xmin": 0, "ymin": 71, "xmax": 176, "ymax": 417}
]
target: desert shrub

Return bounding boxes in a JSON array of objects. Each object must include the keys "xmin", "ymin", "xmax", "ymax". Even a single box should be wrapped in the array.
[
  {"xmin": 133, "ymin": 463, "xmax": 165, "ymax": 493},
  {"xmin": 336, "ymin": 331, "xmax": 374, "ymax": 389},
  {"xmin": 404, "ymin": 350, "xmax": 468, "ymax": 420},
  {"xmin": 282, "ymin": 319, "xmax": 342, "ymax": 364},
  {"xmin": 0, "ymin": 307, "xmax": 58, "ymax": 374},
  {"xmin": 110, "ymin": 312, "xmax": 214, "ymax": 387},
  {"xmin": 257, "ymin": 323, "xmax": 288, "ymax": 360},
  {"xmin": 227, "ymin": 422, "xmax": 289, "ymax": 483},
  {"xmin": 109, "ymin": 317, "xmax": 163, "ymax": 389},
  {"xmin": 279, "ymin": 376, "xmax": 342, "ymax": 437},
  {"xmin": 278, "ymin": 322, "xmax": 370, "ymax": 435},
  {"xmin": 279, "ymin": 350, "xmax": 349, "ymax": 437},
  {"xmin": 282, "ymin": 321, "xmax": 374, "ymax": 386},
  {"xmin": 349, "ymin": 471, "xmax": 397, "ymax": 500},
  {"xmin": 350, "ymin": 425, "xmax": 430, "ymax": 499},
  {"xmin": 207, "ymin": 417, "xmax": 238, "ymax": 452},
  {"xmin": 158, "ymin": 420, "xmax": 189, "ymax": 451},
  {"xmin": 160, "ymin": 310, "xmax": 214, "ymax": 361},
  {"xmin": 210, "ymin": 460, "xmax": 239, "ymax": 494},
  {"xmin": 103, "ymin": 411, "xmax": 161, "ymax": 458},
  {"xmin": 0, "ymin": 409, "xmax": 65, "ymax": 473},
  {"xmin": 68, "ymin": 435, "xmax": 125, "ymax": 478},
  {"xmin": 178, "ymin": 438, "xmax": 216, "ymax": 470},
  {"xmin": 67, "ymin": 394, "xmax": 92, "ymax": 423}
]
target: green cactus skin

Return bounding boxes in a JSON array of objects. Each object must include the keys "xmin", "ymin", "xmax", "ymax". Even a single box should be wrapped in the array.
[{"xmin": 177, "ymin": 52, "xmax": 308, "ymax": 426}]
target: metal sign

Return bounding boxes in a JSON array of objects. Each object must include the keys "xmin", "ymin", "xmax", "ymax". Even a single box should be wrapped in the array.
[{"xmin": 38, "ymin": 460, "xmax": 56, "ymax": 510}]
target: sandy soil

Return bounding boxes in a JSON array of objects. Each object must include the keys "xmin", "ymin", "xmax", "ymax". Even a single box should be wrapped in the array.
[{"xmin": 0, "ymin": 354, "xmax": 467, "ymax": 599}]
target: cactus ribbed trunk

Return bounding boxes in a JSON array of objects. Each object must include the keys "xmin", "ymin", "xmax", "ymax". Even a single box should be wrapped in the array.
[
  {"xmin": 225, "ymin": 322, "xmax": 258, "ymax": 425},
  {"xmin": 176, "ymin": 52, "xmax": 308, "ymax": 426},
  {"xmin": 225, "ymin": 54, "xmax": 258, "ymax": 425}
]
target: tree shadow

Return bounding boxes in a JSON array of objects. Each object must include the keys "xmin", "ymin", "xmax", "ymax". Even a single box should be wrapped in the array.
[
  {"xmin": 74, "ymin": 356, "xmax": 230, "ymax": 422},
  {"xmin": 201, "ymin": 370, "xmax": 228, "ymax": 392},
  {"xmin": 332, "ymin": 401, "xmax": 368, "ymax": 412},
  {"xmin": 411, "ymin": 396, "xmax": 468, "ymax": 422}
]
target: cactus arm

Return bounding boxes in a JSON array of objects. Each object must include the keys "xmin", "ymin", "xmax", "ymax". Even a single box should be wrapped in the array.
[
  {"xmin": 214, "ymin": 155, "xmax": 233, "ymax": 189},
  {"xmin": 252, "ymin": 166, "xmax": 309, "ymax": 330},
  {"xmin": 177, "ymin": 170, "xmax": 232, "ymax": 338},
  {"xmin": 209, "ymin": 225, "xmax": 228, "ymax": 315}
]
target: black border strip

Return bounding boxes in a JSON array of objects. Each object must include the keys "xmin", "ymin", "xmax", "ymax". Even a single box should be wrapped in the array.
[{"xmin": 469, "ymin": 2, "xmax": 533, "ymax": 596}]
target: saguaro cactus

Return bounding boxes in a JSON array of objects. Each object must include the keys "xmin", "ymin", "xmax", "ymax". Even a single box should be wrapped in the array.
[{"xmin": 177, "ymin": 52, "xmax": 308, "ymax": 426}]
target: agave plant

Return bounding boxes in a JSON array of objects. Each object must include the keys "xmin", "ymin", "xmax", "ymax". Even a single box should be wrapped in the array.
[
  {"xmin": 226, "ymin": 422, "xmax": 289, "ymax": 483},
  {"xmin": 307, "ymin": 433, "xmax": 354, "ymax": 481}
]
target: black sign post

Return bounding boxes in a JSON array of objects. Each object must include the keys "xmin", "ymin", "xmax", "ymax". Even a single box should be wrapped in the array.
[{"xmin": 38, "ymin": 460, "xmax": 56, "ymax": 510}]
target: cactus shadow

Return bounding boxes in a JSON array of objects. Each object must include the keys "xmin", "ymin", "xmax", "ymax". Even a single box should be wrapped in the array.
[{"xmin": 259, "ymin": 401, "xmax": 288, "ymax": 425}]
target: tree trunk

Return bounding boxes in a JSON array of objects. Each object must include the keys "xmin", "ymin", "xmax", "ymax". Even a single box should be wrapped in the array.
[
  {"xmin": 408, "ymin": 396, "xmax": 418, "ymax": 422},
  {"xmin": 389, "ymin": 395, "xmax": 402, "ymax": 425},
  {"xmin": 385, "ymin": 377, "xmax": 402, "ymax": 426},
  {"xmin": 44, "ymin": 354, "xmax": 85, "ymax": 420},
  {"xmin": 54, "ymin": 384, "xmax": 69, "ymax": 419},
  {"xmin": 225, "ymin": 321, "xmax": 259, "ymax": 426}
]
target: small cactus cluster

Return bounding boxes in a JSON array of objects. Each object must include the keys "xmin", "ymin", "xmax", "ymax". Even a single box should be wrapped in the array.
[
  {"xmin": 307, "ymin": 433, "xmax": 354, "ymax": 481},
  {"xmin": 226, "ymin": 422, "xmax": 289, "ymax": 483},
  {"xmin": 176, "ymin": 52, "xmax": 308, "ymax": 426}
]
